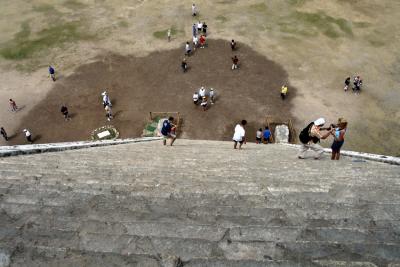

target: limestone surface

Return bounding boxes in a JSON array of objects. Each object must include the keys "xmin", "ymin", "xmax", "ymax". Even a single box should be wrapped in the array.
[{"xmin": 0, "ymin": 139, "xmax": 399, "ymax": 267}]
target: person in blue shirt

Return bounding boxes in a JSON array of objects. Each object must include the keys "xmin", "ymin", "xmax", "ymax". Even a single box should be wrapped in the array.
[
  {"xmin": 161, "ymin": 117, "xmax": 177, "ymax": 146},
  {"xmin": 48, "ymin": 66, "xmax": 56, "ymax": 82},
  {"xmin": 263, "ymin": 126, "xmax": 271, "ymax": 144}
]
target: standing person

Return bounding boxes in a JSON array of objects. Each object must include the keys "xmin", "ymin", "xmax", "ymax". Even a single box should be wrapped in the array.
[
  {"xmin": 192, "ymin": 35, "xmax": 198, "ymax": 50},
  {"xmin": 199, "ymin": 87, "xmax": 206, "ymax": 99},
  {"xmin": 161, "ymin": 117, "xmax": 176, "ymax": 146},
  {"xmin": 48, "ymin": 65, "xmax": 56, "ymax": 82},
  {"xmin": 181, "ymin": 58, "xmax": 188, "ymax": 73},
  {"xmin": 1, "ymin": 127, "xmax": 8, "ymax": 141},
  {"xmin": 105, "ymin": 105, "xmax": 113, "ymax": 121},
  {"xmin": 192, "ymin": 24, "xmax": 197, "ymax": 37},
  {"xmin": 193, "ymin": 91, "xmax": 199, "ymax": 104},
  {"xmin": 200, "ymin": 96, "xmax": 208, "ymax": 111},
  {"xmin": 233, "ymin": 120, "xmax": 247, "ymax": 149},
  {"xmin": 352, "ymin": 76, "xmax": 359, "ymax": 92},
  {"xmin": 231, "ymin": 55, "xmax": 239, "ymax": 70},
  {"xmin": 263, "ymin": 126, "xmax": 271, "ymax": 143},
  {"xmin": 330, "ymin": 118, "xmax": 348, "ymax": 160},
  {"xmin": 199, "ymin": 35, "xmax": 206, "ymax": 48},
  {"xmin": 231, "ymin": 40, "xmax": 236, "ymax": 51},
  {"xmin": 102, "ymin": 91, "xmax": 112, "ymax": 107},
  {"xmin": 298, "ymin": 118, "xmax": 331, "ymax": 159},
  {"xmin": 202, "ymin": 22, "xmax": 208, "ymax": 36},
  {"xmin": 344, "ymin": 77, "xmax": 350, "ymax": 91},
  {"xmin": 185, "ymin": 42, "xmax": 191, "ymax": 56},
  {"xmin": 256, "ymin": 128, "xmax": 262, "ymax": 144},
  {"xmin": 280, "ymin": 85, "xmax": 288, "ymax": 100},
  {"xmin": 192, "ymin": 3, "xmax": 197, "ymax": 16},
  {"xmin": 60, "ymin": 105, "xmax": 70, "ymax": 121},
  {"xmin": 167, "ymin": 28, "xmax": 171, "ymax": 42},
  {"xmin": 23, "ymin": 129, "xmax": 33, "ymax": 144},
  {"xmin": 197, "ymin": 21, "xmax": 203, "ymax": 33},
  {"xmin": 209, "ymin": 88, "xmax": 215, "ymax": 104},
  {"xmin": 9, "ymin": 99, "xmax": 18, "ymax": 112}
]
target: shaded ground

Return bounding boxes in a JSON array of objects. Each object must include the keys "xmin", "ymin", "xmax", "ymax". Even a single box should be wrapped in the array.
[{"xmin": 10, "ymin": 39, "xmax": 295, "ymax": 144}]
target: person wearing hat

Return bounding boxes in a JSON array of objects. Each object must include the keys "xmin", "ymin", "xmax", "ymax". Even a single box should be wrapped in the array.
[
  {"xmin": 23, "ymin": 129, "xmax": 33, "ymax": 144},
  {"xmin": 298, "ymin": 118, "xmax": 331, "ymax": 159},
  {"xmin": 330, "ymin": 118, "xmax": 348, "ymax": 160}
]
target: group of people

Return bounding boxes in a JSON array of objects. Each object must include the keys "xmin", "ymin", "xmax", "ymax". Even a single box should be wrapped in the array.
[
  {"xmin": 299, "ymin": 117, "xmax": 348, "ymax": 160},
  {"xmin": 344, "ymin": 75, "xmax": 363, "ymax": 93},
  {"xmin": 193, "ymin": 87, "xmax": 215, "ymax": 111},
  {"xmin": 255, "ymin": 126, "xmax": 272, "ymax": 144}
]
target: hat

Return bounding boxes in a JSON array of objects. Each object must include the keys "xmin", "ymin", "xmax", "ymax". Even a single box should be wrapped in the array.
[
  {"xmin": 314, "ymin": 118, "xmax": 325, "ymax": 126},
  {"xmin": 23, "ymin": 129, "xmax": 27, "ymax": 132},
  {"xmin": 210, "ymin": 88, "xmax": 214, "ymax": 91},
  {"xmin": 101, "ymin": 91, "xmax": 107, "ymax": 96}
]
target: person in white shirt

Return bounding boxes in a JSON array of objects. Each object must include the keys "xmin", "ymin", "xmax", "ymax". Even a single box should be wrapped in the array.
[
  {"xmin": 192, "ymin": 35, "xmax": 198, "ymax": 50},
  {"xmin": 232, "ymin": 120, "xmax": 247, "ymax": 149},
  {"xmin": 193, "ymin": 92, "xmax": 199, "ymax": 104},
  {"xmin": 199, "ymin": 87, "xmax": 206, "ymax": 98},
  {"xmin": 192, "ymin": 3, "xmax": 197, "ymax": 16},
  {"xmin": 101, "ymin": 91, "xmax": 112, "ymax": 108},
  {"xmin": 197, "ymin": 21, "xmax": 203, "ymax": 33},
  {"xmin": 185, "ymin": 42, "xmax": 191, "ymax": 56}
]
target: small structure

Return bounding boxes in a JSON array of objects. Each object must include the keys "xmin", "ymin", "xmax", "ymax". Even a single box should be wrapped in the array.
[
  {"xmin": 264, "ymin": 116, "xmax": 296, "ymax": 144},
  {"xmin": 91, "ymin": 125, "xmax": 119, "ymax": 141}
]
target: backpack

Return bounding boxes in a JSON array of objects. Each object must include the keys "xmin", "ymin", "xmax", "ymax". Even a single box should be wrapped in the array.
[
  {"xmin": 299, "ymin": 122, "xmax": 319, "ymax": 144},
  {"xmin": 161, "ymin": 120, "xmax": 171, "ymax": 136}
]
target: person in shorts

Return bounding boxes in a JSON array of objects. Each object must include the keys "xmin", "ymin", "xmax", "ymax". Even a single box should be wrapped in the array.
[
  {"xmin": 330, "ymin": 118, "xmax": 347, "ymax": 160},
  {"xmin": 232, "ymin": 120, "xmax": 247, "ymax": 149},
  {"xmin": 161, "ymin": 117, "xmax": 176, "ymax": 146},
  {"xmin": 256, "ymin": 128, "xmax": 262, "ymax": 144}
]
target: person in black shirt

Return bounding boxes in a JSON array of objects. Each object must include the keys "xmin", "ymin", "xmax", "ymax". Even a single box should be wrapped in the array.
[{"xmin": 60, "ymin": 105, "xmax": 70, "ymax": 121}]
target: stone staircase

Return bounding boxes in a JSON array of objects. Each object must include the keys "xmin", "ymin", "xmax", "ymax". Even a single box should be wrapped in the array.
[{"xmin": 0, "ymin": 139, "xmax": 399, "ymax": 267}]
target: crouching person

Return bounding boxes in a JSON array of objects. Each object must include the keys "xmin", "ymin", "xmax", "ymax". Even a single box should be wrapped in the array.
[
  {"xmin": 161, "ymin": 117, "xmax": 177, "ymax": 146},
  {"xmin": 298, "ymin": 118, "xmax": 331, "ymax": 159}
]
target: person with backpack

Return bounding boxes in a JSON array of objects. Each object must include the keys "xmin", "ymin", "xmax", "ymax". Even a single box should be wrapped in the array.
[
  {"xmin": 161, "ymin": 117, "xmax": 176, "ymax": 146},
  {"xmin": 298, "ymin": 118, "xmax": 331, "ymax": 159},
  {"xmin": 330, "ymin": 118, "xmax": 348, "ymax": 160}
]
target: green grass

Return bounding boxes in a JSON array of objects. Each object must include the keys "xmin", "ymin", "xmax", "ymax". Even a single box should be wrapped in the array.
[
  {"xmin": 32, "ymin": 4, "xmax": 57, "ymax": 13},
  {"xmin": 249, "ymin": 3, "xmax": 268, "ymax": 12},
  {"xmin": 0, "ymin": 21, "xmax": 95, "ymax": 60},
  {"xmin": 215, "ymin": 15, "xmax": 228, "ymax": 23},
  {"xmin": 64, "ymin": 0, "xmax": 86, "ymax": 9},
  {"xmin": 118, "ymin": 20, "xmax": 129, "ymax": 28},
  {"xmin": 153, "ymin": 27, "xmax": 179, "ymax": 39},
  {"xmin": 292, "ymin": 11, "xmax": 353, "ymax": 38}
]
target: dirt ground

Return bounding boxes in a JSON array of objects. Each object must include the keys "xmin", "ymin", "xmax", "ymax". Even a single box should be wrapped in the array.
[
  {"xmin": 0, "ymin": 0, "xmax": 399, "ymax": 156},
  {"xmin": 6, "ymin": 39, "xmax": 294, "ymax": 144}
]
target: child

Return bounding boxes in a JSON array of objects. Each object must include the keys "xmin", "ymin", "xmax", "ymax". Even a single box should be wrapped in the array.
[
  {"xmin": 193, "ymin": 92, "xmax": 199, "ymax": 104},
  {"xmin": 231, "ymin": 40, "xmax": 236, "ymax": 51},
  {"xmin": 330, "ymin": 118, "xmax": 347, "ymax": 160},
  {"xmin": 185, "ymin": 42, "xmax": 191, "ymax": 56},
  {"xmin": 256, "ymin": 128, "xmax": 262, "ymax": 144},
  {"xmin": 280, "ymin": 85, "xmax": 288, "ymax": 100},
  {"xmin": 263, "ymin": 126, "xmax": 271, "ymax": 144}
]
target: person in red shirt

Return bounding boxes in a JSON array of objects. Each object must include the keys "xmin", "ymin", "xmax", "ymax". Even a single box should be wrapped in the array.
[{"xmin": 199, "ymin": 35, "xmax": 206, "ymax": 48}]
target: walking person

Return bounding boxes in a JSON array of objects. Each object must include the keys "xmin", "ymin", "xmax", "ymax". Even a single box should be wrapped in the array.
[
  {"xmin": 192, "ymin": 24, "xmax": 197, "ymax": 37},
  {"xmin": 298, "ymin": 118, "xmax": 331, "ymax": 159},
  {"xmin": 197, "ymin": 21, "xmax": 203, "ymax": 33},
  {"xmin": 48, "ymin": 65, "xmax": 56, "ymax": 82},
  {"xmin": 192, "ymin": 35, "xmax": 198, "ymax": 50},
  {"xmin": 344, "ymin": 77, "xmax": 350, "ymax": 91},
  {"xmin": 23, "ymin": 129, "xmax": 33, "ymax": 144},
  {"xmin": 60, "ymin": 105, "xmax": 70, "ymax": 121},
  {"xmin": 199, "ymin": 35, "xmax": 206, "ymax": 48},
  {"xmin": 330, "ymin": 118, "xmax": 348, "ymax": 160},
  {"xmin": 167, "ymin": 28, "xmax": 171, "ymax": 42},
  {"xmin": 181, "ymin": 58, "xmax": 188, "ymax": 73},
  {"xmin": 9, "ymin": 99, "xmax": 18, "ymax": 112},
  {"xmin": 102, "ymin": 91, "xmax": 112, "ymax": 107},
  {"xmin": 105, "ymin": 105, "xmax": 113, "ymax": 121},
  {"xmin": 233, "ymin": 120, "xmax": 247, "ymax": 149},
  {"xmin": 231, "ymin": 40, "xmax": 236, "ymax": 51},
  {"xmin": 185, "ymin": 42, "xmax": 192, "ymax": 56},
  {"xmin": 161, "ymin": 117, "xmax": 177, "ymax": 146},
  {"xmin": 280, "ymin": 85, "xmax": 288, "ymax": 100},
  {"xmin": 1, "ymin": 127, "xmax": 8, "ymax": 141},
  {"xmin": 231, "ymin": 55, "xmax": 239, "ymax": 70},
  {"xmin": 192, "ymin": 3, "xmax": 197, "ymax": 16}
]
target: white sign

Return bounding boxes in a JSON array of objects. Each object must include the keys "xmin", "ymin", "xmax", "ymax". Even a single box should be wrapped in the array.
[{"xmin": 97, "ymin": 130, "xmax": 111, "ymax": 138}]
